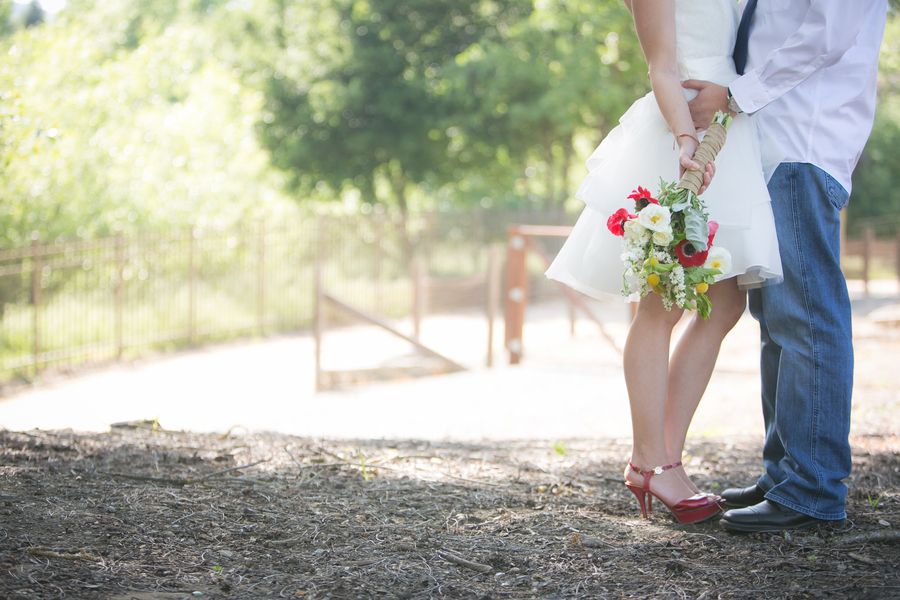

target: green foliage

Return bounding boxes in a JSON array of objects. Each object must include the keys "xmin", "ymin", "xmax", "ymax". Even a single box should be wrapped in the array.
[
  {"xmin": 849, "ymin": 15, "xmax": 900, "ymax": 234},
  {"xmin": 0, "ymin": 1, "xmax": 297, "ymax": 247},
  {"xmin": 0, "ymin": 2, "xmax": 12, "ymax": 37},
  {"xmin": 22, "ymin": 1, "xmax": 44, "ymax": 28},
  {"xmin": 445, "ymin": 0, "xmax": 645, "ymax": 208},
  {"xmin": 254, "ymin": 0, "xmax": 532, "ymax": 214},
  {"xmin": 0, "ymin": 0, "xmax": 896, "ymax": 246}
]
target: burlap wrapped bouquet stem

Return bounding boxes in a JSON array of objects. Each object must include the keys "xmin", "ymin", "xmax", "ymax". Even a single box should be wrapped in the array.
[{"xmin": 677, "ymin": 121, "xmax": 728, "ymax": 195}]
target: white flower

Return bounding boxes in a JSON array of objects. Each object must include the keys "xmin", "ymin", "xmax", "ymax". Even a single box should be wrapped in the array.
[
  {"xmin": 637, "ymin": 204, "xmax": 671, "ymax": 233},
  {"xmin": 704, "ymin": 246, "xmax": 733, "ymax": 279},
  {"xmin": 623, "ymin": 219, "xmax": 650, "ymax": 243},
  {"xmin": 652, "ymin": 228, "xmax": 673, "ymax": 246}
]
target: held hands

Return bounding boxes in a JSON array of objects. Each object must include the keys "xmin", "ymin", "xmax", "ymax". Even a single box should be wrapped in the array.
[
  {"xmin": 678, "ymin": 135, "xmax": 716, "ymax": 195},
  {"xmin": 683, "ymin": 80, "xmax": 730, "ymax": 130}
]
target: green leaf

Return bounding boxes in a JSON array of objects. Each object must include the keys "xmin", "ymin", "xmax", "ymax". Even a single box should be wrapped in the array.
[
  {"xmin": 670, "ymin": 198, "xmax": 691, "ymax": 212},
  {"xmin": 684, "ymin": 209, "xmax": 709, "ymax": 252}
]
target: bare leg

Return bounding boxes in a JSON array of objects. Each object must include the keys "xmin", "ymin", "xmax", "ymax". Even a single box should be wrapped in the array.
[
  {"xmin": 665, "ymin": 279, "xmax": 747, "ymax": 492},
  {"xmin": 623, "ymin": 293, "xmax": 698, "ymax": 506}
]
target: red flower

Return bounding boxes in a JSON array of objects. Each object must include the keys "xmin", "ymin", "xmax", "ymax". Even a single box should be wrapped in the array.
[
  {"xmin": 675, "ymin": 239, "xmax": 709, "ymax": 267},
  {"xmin": 627, "ymin": 186, "xmax": 660, "ymax": 210},
  {"xmin": 606, "ymin": 208, "xmax": 636, "ymax": 237},
  {"xmin": 707, "ymin": 220, "xmax": 719, "ymax": 246}
]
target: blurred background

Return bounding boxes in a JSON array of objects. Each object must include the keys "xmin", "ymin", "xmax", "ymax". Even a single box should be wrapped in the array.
[{"xmin": 0, "ymin": 0, "xmax": 897, "ymax": 436}]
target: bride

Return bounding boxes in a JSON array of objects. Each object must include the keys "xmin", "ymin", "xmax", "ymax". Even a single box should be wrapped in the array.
[{"xmin": 546, "ymin": 0, "xmax": 783, "ymax": 524}]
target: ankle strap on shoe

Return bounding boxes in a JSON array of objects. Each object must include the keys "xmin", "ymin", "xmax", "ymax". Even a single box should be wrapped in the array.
[{"xmin": 629, "ymin": 461, "xmax": 683, "ymax": 490}]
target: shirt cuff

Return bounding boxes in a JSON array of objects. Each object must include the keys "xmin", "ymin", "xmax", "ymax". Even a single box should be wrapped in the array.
[{"xmin": 728, "ymin": 69, "xmax": 771, "ymax": 115}]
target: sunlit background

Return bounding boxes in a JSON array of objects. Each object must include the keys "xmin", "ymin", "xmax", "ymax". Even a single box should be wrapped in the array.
[{"xmin": 0, "ymin": 1, "xmax": 897, "ymax": 436}]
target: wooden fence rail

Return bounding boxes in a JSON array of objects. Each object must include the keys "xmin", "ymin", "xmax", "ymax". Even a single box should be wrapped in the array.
[{"xmin": 0, "ymin": 213, "xmax": 896, "ymax": 386}]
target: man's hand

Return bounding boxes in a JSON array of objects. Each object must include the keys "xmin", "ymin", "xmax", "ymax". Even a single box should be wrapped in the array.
[{"xmin": 683, "ymin": 80, "xmax": 729, "ymax": 130}]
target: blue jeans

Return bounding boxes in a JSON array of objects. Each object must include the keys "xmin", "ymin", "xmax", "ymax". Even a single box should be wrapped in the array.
[{"xmin": 748, "ymin": 163, "xmax": 853, "ymax": 521}]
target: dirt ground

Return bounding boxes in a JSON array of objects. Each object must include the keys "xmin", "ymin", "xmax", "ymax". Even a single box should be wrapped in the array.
[{"xmin": 1, "ymin": 426, "xmax": 898, "ymax": 599}]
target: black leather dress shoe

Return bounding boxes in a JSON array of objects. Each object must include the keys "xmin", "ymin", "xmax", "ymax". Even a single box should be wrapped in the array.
[
  {"xmin": 720, "ymin": 484, "xmax": 766, "ymax": 508},
  {"xmin": 721, "ymin": 500, "xmax": 823, "ymax": 533}
]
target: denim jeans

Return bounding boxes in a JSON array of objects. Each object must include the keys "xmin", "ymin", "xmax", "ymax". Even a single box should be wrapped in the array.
[{"xmin": 748, "ymin": 163, "xmax": 853, "ymax": 521}]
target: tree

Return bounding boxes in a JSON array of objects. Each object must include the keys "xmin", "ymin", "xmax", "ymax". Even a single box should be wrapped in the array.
[
  {"xmin": 256, "ymin": 0, "xmax": 531, "ymax": 224},
  {"xmin": 848, "ymin": 13, "xmax": 900, "ymax": 235},
  {"xmin": 23, "ymin": 1, "xmax": 45, "ymax": 28},
  {"xmin": 444, "ymin": 0, "xmax": 645, "ymax": 210}
]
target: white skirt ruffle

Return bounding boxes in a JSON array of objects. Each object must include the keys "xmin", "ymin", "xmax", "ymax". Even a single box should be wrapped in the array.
[{"xmin": 546, "ymin": 91, "xmax": 783, "ymax": 301}]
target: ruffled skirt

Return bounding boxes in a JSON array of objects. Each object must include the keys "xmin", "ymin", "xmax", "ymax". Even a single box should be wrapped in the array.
[{"xmin": 546, "ymin": 91, "xmax": 783, "ymax": 302}]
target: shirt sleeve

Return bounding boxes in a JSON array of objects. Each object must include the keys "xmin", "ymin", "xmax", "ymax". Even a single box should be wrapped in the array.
[{"xmin": 729, "ymin": 1, "xmax": 881, "ymax": 114}]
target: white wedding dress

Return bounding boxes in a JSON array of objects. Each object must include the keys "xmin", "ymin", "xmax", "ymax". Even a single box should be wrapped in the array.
[{"xmin": 546, "ymin": 0, "xmax": 783, "ymax": 301}]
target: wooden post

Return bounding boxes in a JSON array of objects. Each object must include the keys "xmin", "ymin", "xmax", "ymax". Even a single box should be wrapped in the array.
[
  {"xmin": 485, "ymin": 243, "xmax": 502, "ymax": 368},
  {"xmin": 504, "ymin": 227, "xmax": 528, "ymax": 365},
  {"xmin": 257, "ymin": 220, "xmax": 267, "ymax": 335},
  {"xmin": 373, "ymin": 215, "xmax": 384, "ymax": 314},
  {"xmin": 314, "ymin": 257, "xmax": 324, "ymax": 392},
  {"xmin": 895, "ymin": 234, "xmax": 900, "ymax": 289},
  {"xmin": 187, "ymin": 228, "xmax": 197, "ymax": 345},
  {"xmin": 863, "ymin": 225, "xmax": 874, "ymax": 298},
  {"xmin": 411, "ymin": 255, "xmax": 426, "ymax": 341},
  {"xmin": 114, "ymin": 234, "xmax": 125, "ymax": 359},
  {"xmin": 30, "ymin": 233, "xmax": 41, "ymax": 376}
]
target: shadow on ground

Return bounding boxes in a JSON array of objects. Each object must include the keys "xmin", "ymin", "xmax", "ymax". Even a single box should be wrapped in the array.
[{"xmin": 1, "ymin": 427, "xmax": 898, "ymax": 599}]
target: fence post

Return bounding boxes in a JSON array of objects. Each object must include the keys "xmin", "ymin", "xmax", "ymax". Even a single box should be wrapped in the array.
[
  {"xmin": 257, "ymin": 220, "xmax": 267, "ymax": 335},
  {"xmin": 114, "ymin": 234, "xmax": 125, "ymax": 359},
  {"xmin": 30, "ymin": 233, "xmax": 41, "ymax": 376},
  {"xmin": 411, "ymin": 254, "xmax": 426, "ymax": 341},
  {"xmin": 374, "ymin": 214, "xmax": 384, "ymax": 314},
  {"xmin": 314, "ymin": 255, "xmax": 324, "ymax": 392},
  {"xmin": 188, "ymin": 227, "xmax": 197, "ymax": 345},
  {"xmin": 504, "ymin": 227, "xmax": 528, "ymax": 365},
  {"xmin": 863, "ymin": 225, "xmax": 874, "ymax": 298},
  {"xmin": 485, "ymin": 243, "xmax": 502, "ymax": 368},
  {"xmin": 896, "ymin": 234, "xmax": 900, "ymax": 289}
]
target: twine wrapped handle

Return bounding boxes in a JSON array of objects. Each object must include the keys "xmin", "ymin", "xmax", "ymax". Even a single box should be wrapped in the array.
[{"xmin": 677, "ymin": 111, "xmax": 733, "ymax": 195}]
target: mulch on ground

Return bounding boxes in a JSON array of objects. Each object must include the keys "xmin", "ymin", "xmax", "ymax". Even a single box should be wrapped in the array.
[{"xmin": 1, "ymin": 426, "xmax": 897, "ymax": 599}]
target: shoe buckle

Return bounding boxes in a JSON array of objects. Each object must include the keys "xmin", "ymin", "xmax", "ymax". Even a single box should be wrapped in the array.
[{"xmin": 653, "ymin": 466, "xmax": 664, "ymax": 475}]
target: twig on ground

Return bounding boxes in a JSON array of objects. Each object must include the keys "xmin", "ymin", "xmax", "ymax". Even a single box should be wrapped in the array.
[
  {"xmin": 101, "ymin": 458, "xmax": 270, "ymax": 487},
  {"xmin": 848, "ymin": 552, "xmax": 879, "ymax": 566},
  {"xmin": 26, "ymin": 547, "xmax": 101, "ymax": 562},
  {"xmin": 569, "ymin": 532, "xmax": 614, "ymax": 548},
  {"xmin": 831, "ymin": 530, "xmax": 900, "ymax": 546},
  {"xmin": 193, "ymin": 458, "xmax": 270, "ymax": 482},
  {"xmin": 436, "ymin": 549, "xmax": 492, "ymax": 573}
]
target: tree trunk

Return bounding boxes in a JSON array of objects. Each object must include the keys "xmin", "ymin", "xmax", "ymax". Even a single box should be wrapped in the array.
[
  {"xmin": 559, "ymin": 135, "xmax": 573, "ymax": 221},
  {"xmin": 544, "ymin": 140, "xmax": 555, "ymax": 211},
  {"xmin": 388, "ymin": 162, "xmax": 415, "ymax": 261}
]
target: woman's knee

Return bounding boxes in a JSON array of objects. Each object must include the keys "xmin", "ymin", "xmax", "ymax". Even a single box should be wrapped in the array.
[
  {"xmin": 708, "ymin": 286, "xmax": 746, "ymax": 331},
  {"xmin": 635, "ymin": 296, "xmax": 684, "ymax": 328}
]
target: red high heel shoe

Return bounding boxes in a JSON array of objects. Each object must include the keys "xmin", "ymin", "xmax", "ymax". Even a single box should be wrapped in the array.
[{"xmin": 624, "ymin": 461, "xmax": 722, "ymax": 524}]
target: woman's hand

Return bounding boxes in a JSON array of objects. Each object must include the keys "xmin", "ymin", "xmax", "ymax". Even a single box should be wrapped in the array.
[{"xmin": 678, "ymin": 135, "xmax": 716, "ymax": 194}]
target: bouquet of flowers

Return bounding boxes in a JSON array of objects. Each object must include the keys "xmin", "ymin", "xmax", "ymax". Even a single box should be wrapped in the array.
[{"xmin": 606, "ymin": 112, "xmax": 734, "ymax": 319}]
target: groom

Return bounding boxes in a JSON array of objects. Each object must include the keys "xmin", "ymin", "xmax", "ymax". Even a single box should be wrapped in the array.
[{"xmin": 685, "ymin": 0, "xmax": 889, "ymax": 532}]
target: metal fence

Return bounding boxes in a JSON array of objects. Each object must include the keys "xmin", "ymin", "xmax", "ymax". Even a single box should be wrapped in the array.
[
  {"xmin": 0, "ymin": 209, "xmax": 572, "ymax": 386},
  {"xmin": 1, "ymin": 209, "xmax": 896, "ymax": 388}
]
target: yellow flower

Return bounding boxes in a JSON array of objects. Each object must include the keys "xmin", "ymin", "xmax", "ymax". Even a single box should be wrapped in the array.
[
  {"xmin": 643, "ymin": 257, "xmax": 660, "ymax": 270},
  {"xmin": 647, "ymin": 273, "xmax": 660, "ymax": 287},
  {"xmin": 695, "ymin": 282, "xmax": 709, "ymax": 294}
]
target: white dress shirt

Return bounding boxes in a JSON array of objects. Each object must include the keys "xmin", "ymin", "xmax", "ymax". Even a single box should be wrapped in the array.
[{"xmin": 729, "ymin": 0, "xmax": 888, "ymax": 195}]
